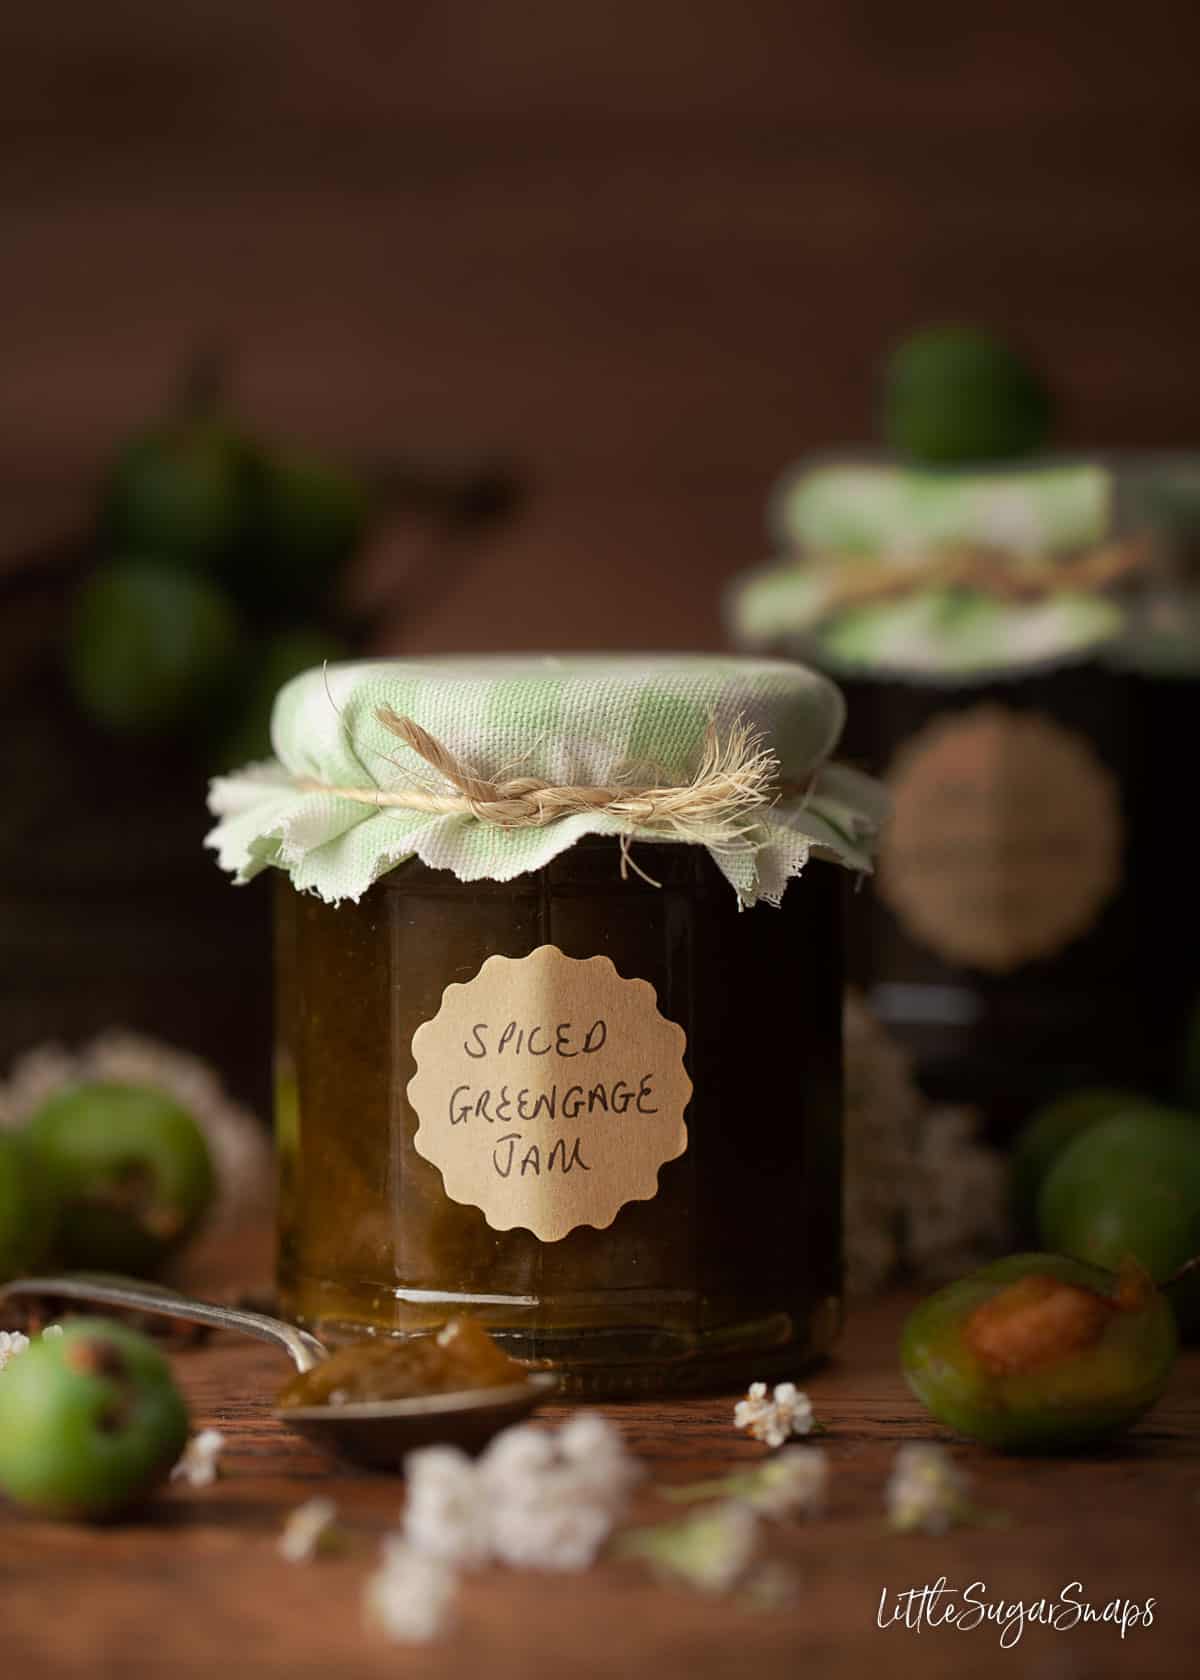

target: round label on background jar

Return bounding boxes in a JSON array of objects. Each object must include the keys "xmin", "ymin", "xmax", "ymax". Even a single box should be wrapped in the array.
[
  {"xmin": 407, "ymin": 945, "xmax": 691, "ymax": 1241},
  {"xmin": 877, "ymin": 705, "xmax": 1122, "ymax": 973}
]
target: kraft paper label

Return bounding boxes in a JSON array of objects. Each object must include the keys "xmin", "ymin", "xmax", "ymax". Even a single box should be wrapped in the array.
[
  {"xmin": 877, "ymin": 705, "xmax": 1122, "ymax": 973},
  {"xmin": 408, "ymin": 945, "xmax": 692, "ymax": 1242}
]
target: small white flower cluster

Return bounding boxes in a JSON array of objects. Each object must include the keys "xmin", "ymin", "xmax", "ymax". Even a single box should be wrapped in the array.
[
  {"xmin": 733, "ymin": 1381, "xmax": 814, "ymax": 1448},
  {"xmin": 746, "ymin": 1446, "xmax": 829, "ymax": 1517},
  {"xmin": 885, "ymin": 1443, "xmax": 971, "ymax": 1536},
  {"xmin": 906, "ymin": 1106, "xmax": 1010, "ymax": 1285},
  {"xmin": 279, "ymin": 1497, "xmax": 342, "ymax": 1563},
  {"xmin": 406, "ymin": 1411, "xmax": 641, "ymax": 1572},
  {"xmin": 844, "ymin": 990, "xmax": 922, "ymax": 1294},
  {"xmin": 644, "ymin": 1504, "xmax": 762, "ymax": 1594},
  {"xmin": 363, "ymin": 1412, "xmax": 640, "ymax": 1643},
  {"xmin": 0, "ymin": 1330, "xmax": 29, "ymax": 1371},
  {"xmin": 843, "ymin": 994, "xmax": 1009, "ymax": 1295},
  {"xmin": 170, "ymin": 1429, "xmax": 226, "ymax": 1488},
  {"xmin": 364, "ymin": 1540, "xmax": 458, "ymax": 1644},
  {"xmin": 0, "ymin": 1324, "xmax": 63, "ymax": 1372}
]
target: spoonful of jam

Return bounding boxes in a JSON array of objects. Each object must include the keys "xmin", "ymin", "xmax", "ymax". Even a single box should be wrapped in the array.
[{"xmin": 0, "ymin": 1275, "xmax": 557, "ymax": 1470}]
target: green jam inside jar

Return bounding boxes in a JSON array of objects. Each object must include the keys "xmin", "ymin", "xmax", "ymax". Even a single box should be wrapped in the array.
[{"xmin": 275, "ymin": 837, "xmax": 844, "ymax": 1397}]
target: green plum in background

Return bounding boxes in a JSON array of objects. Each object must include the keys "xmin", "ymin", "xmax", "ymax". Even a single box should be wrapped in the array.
[
  {"xmin": 252, "ymin": 450, "xmax": 368, "ymax": 611},
  {"xmin": 27, "ymin": 1083, "xmax": 215, "ymax": 1276},
  {"xmin": 881, "ymin": 326, "xmax": 1053, "ymax": 464},
  {"xmin": 0, "ymin": 1319, "xmax": 189, "ymax": 1520},
  {"xmin": 901, "ymin": 1252, "xmax": 1177, "ymax": 1452},
  {"xmin": 213, "ymin": 625, "xmax": 348, "ymax": 770},
  {"xmin": 1038, "ymin": 1107, "xmax": 1200, "ymax": 1336},
  {"xmin": 67, "ymin": 559, "xmax": 243, "ymax": 737},
  {"xmin": 100, "ymin": 413, "xmax": 256, "ymax": 571},
  {"xmin": 0, "ymin": 1132, "xmax": 58, "ymax": 1282},
  {"xmin": 1009, "ymin": 1088, "xmax": 1140, "ymax": 1243}
]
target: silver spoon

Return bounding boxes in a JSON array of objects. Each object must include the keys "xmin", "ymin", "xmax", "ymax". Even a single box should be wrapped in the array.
[{"xmin": 0, "ymin": 1274, "xmax": 559, "ymax": 1471}]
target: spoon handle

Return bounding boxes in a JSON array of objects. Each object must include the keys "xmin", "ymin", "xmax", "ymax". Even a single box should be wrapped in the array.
[{"xmin": 0, "ymin": 1274, "xmax": 328, "ymax": 1373}]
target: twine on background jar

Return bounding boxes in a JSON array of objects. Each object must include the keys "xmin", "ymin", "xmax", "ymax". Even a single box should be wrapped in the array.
[{"xmin": 813, "ymin": 534, "xmax": 1153, "ymax": 612}]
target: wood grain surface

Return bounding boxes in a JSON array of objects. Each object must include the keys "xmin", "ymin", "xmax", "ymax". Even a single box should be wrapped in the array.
[{"xmin": 2, "ymin": 1228, "xmax": 1198, "ymax": 1680}]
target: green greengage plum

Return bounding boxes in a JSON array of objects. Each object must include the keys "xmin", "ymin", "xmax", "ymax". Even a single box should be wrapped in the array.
[
  {"xmin": 1038, "ymin": 1107, "xmax": 1200, "ymax": 1335},
  {"xmin": 0, "ymin": 1132, "xmax": 58, "ymax": 1282},
  {"xmin": 1010, "ymin": 1088, "xmax": 1140, "ymax": 1242},
  {"xmin": 101, "ymin": 417, "xmax": 255, "ymax": 570},
  {"xmin": 881, "ymin": 326, "xmax": 1053, "ymax": 464},
  {"xmin": 254, "ymin": 450, "xmax": 367, "ymax": 610},
  {"xmin": 901, "ymin": 1253, "xmax": 1176, "ymax": 1451},
  {"xmin": 0, "ymin": 1318, "xmax": 189, "ymax": 1519},
  {"xmin": 28, "ymin": 1083, "xmax": 215, "ymax": 1275},
  {"xmin": 67, "ymin": 559, "xmax": 243, "ymax": 737}
]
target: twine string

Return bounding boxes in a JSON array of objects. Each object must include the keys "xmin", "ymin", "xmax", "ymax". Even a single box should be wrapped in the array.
[
  {"xmin": 816, "ymin": 535, "xmax": 1153, "ymax": 613},
  {"xmin": 296, "ymin": 706, "xmax": 804, "ymax": 855}
]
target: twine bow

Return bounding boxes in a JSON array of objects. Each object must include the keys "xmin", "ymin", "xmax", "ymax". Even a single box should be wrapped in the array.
[{"xmin": 297, "ymin": 707, "xmax": 797, "ymax": 858}]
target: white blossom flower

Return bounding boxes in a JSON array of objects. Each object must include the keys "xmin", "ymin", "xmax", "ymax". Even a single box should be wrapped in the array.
[
  {"xmin": 476, "ymin": 1422, "xmax": 557, "ymax": 1493},
  {"xmin": 401, "ymin": 1412, "xmax": 640, "ymax": 1576},
  {"xmin": 618, "ymin": 1503, "xmax": 761, "ymax": 1593},
  {"xmin": 661, "ymin": 1445, "xmax": 828, "ymax": 1518},
  {"xmin": 42, "ymin": 1324, "xmax": 63, "ymax": 1339},
  {"xmin": 556, "ymin": 1412, "xmax": 643, "ymax": 1497},
  {"xmin": 842, "ymin": 995, "xmax": 1009, "ymax": 1295},
  {"xmin": 403, "ymin": 1445, "xmax": 492, "ymax": 1568},
  {"xmin": 278, "ymin": 1497, "xmax": 342, "ymax": 1563},
  {"xmin": 733, "ymin": 1381, "xmax": 814, "ymax": 1448},
  {"xmin": 843, "ymin": 991, "xmax": 921, "ymax": 1294},
  {"xmin": 489, "ymin": 1479, "xmax": 618, "ymax": 1572},
  {"xmin": 170, "ymin": 1428, "xmax": 226, "ymax": 1488},
  {"xmin": 885, "ymin": 1443, "xmax": 971, "ymax": 1535},
  {"xmin": 904, "ymin": 1106, "xmax": 1010, "ymax": 1285},
  {"xmin": 745, "ymin": 1446, "xmax": 829, "ymax": 1516},
  {"xmin": 363, "ymin": 1540, "xmax": 456, "ymax": 1643},
  {"xmin": 0, "ymin": 1330, "xmax": 30, "ymax": 1371}
]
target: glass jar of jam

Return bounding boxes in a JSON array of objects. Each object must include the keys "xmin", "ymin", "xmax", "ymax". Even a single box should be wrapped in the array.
[
  {"xmin": 210, "ymin": 655, "xmax": 882, "ymax": 1395},
  {"xmin": 729, "ymin": 456, "xmax": 1195, "ymax": 1140}
]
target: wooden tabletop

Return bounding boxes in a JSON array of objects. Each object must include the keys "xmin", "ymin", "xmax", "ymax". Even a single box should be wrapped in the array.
[{"xmin": 2, "ymin": 1247, "xmax": 1198, "ymax": 1680}]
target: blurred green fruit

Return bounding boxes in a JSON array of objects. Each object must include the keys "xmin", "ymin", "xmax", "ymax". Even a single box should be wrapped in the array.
[
  {"xmin": 0, "ymin": 1318, "xmax": 189, "ymax": 1519},
  {"xmin": 259, "ymin": 451, "xmax": 367, "ymax": 593},
  {"xmin": 0, "ymin": 1132, "xmax": 58, "ymax": 1282},
  {"xmin": 211, "ymin": 449, "xmax": 368, "ymax": 618},
  {"xmin": 28, "ymin": 1083, "xmax": 216, "ymax": 1276},
  {"xmin": 1010, "ymin": 1088, "xmax": 1140, "ymax": 1242},
  {"xmin": 67, "ymin": 559, "xmax": 243, "ymax": 736},
  {"xmin": 881, "ymin": 326, "xmax": 1053, "ymax": 464},
  {"xmin": 1038, "ymin": 1107, "xmax": 1200, "ymax": 1335},
  {"xmin": 214, "ymin": 626, "xmax": 347, "ymax": 769},
  {"xmin": 101, "ymin": 419, "xmax": 256, "ymax": 569},
  {"xmin": 901, "ymin": 1252, "xmax": 1176, "ymax": 1452}
]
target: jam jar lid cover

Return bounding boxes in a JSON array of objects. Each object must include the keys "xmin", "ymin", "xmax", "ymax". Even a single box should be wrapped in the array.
[
  {"xmin": 206, "ymin": 653, "xmax": 885, "ymax": 907},
  {"xmin": 728, "ymin": 457, "xmax": 1153, "ymax": 682}
]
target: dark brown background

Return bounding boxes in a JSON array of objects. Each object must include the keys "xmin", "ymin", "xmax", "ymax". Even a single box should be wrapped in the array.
[{"xmin": 5, "ymin": 0, "xmax": 1200, "ymax": 652}]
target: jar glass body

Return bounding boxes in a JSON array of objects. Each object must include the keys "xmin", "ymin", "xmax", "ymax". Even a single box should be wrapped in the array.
[{"xmin": 274, "ymin": 838, "xmax": 844, "ymax": 1396}]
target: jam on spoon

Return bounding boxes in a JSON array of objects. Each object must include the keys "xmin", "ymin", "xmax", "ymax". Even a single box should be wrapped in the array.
[{"xmin": 276, "ymin": 1315, "xmax": 528, "ymax": 1409}]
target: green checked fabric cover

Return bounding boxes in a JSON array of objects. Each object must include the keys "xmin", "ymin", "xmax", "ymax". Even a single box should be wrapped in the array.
[
  {"xmin": 729, "ymin": 564, "xmax": 1123, "ymax": 677},
  {"xmin": 769, "ymin": 461, "xmax": 1113, "ymax": 557},
  {"xmin": 207, "ymin": 654, "xmax": 885, "ymax": 908},
  {"xmin": 732, "ymin": 459, "xmax": 1130, "ymax": 678}
]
